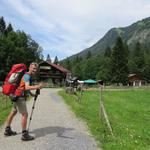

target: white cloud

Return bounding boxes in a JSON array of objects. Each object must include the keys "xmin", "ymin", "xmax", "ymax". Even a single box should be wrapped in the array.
[{"xmin": 1, "ymin": 0, "xmax": 150, "ymax": 60}]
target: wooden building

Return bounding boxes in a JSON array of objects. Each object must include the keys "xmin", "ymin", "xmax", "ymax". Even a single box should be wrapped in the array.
[
  {"xmin": 128, "ymin": 74, "xmax": 141, "ymax": 86},
  {"xmin": 39, "ymin": 61, "xmax": 71, "ymax": 86}
]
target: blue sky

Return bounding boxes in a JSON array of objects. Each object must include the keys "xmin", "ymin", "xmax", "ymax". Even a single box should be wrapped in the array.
[{"xmin": 0, "ymin": 0, "xmax": 150, "ymax": 61}]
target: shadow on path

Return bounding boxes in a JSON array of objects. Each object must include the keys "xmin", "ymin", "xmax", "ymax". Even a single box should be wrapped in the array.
[{"xmin": 31, "ymin": 126, "xmax": 74, "ymax": 139}]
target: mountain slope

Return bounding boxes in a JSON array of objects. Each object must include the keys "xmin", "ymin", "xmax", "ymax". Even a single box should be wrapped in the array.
[{"xmin": 66, "ymin": 16, "xmax": 150, "ymax": 60}]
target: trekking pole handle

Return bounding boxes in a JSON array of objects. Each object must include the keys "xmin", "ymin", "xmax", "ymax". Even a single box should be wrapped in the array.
[{"xmin": 34, "ymin": 89, "xmax": 40, "ymax": 101}]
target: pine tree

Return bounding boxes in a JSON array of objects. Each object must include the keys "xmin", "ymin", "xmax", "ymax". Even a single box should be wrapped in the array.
[
  {"xmin": 83, "ymin": 58, "xmax": 98, "ymax": 79},
  {"xmin": 73, "ymin": 63, "xmax": 82, "ymax": 79},
  {"xmin": 133, "ymin": 42, "xmax": 145, "ymax": 78},
  {"xmin": 111, "ymin": 37, "xmax": 128, "ymax": 85},
  {"xmin": 5, "ymin": 23, "xmax": 13, "ymax": 35},
  {"xmin": 65, "ymin": 57, "xmax": 71, "ymax": 70},
  {"xmin": 46, "ymin": 54, "xmax": 51, "ymax": 63},
  {"xmin": 0, "ymin": 16, "xmax": 6, "ymax": 36},
  {"xmin": 54, "ymin": 56, "xmax": 58, "ymax": 64},
  {"xmin": 96, "ymin": 57, "xmax": 111, "ymax": 83}
]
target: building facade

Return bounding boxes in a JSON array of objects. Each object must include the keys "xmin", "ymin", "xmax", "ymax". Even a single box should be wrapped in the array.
[{"xmin": 39, "ymin": 61, "xmax": 71, "ymax": 86}]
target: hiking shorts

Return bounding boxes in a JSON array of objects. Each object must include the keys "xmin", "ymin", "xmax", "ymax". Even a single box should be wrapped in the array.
[{"xmin": 12, "ymin": 97, "xmax": 28, "ymax": 116}]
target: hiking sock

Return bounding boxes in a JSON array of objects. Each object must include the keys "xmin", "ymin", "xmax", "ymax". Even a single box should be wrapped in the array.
[
  {"xmin": 22, "ymin": 130, "xmax": 27, "ymax": 133},
  {"xmin": 5, "ymin": 126, "xmax": 10, "ymax": 130}
]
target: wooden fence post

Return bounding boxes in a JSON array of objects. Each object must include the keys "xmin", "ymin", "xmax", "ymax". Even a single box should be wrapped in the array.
[{"xmin": 99, "ymin": 84, "xmax": 113, "ymax": 136}]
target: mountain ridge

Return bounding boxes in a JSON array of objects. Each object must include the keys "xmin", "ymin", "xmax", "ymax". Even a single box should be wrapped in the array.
[{"xmin": 64, "ymin": 16, "xmax": 150, "ymax": 60}]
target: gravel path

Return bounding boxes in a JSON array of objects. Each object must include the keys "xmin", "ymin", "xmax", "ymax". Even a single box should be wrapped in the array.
[{"xmin": 0, "ymin": 88, "xmax": 101, "ymax": 150}]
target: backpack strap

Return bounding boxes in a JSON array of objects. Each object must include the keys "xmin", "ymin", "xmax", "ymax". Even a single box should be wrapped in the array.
[{"xmin": 15, "ymin": 72, "xmax": 30, "ymax": 97}]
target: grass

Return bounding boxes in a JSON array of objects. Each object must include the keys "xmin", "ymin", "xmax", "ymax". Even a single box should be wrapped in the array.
[
  {"xmin": 59, "ymin": 88, "xmax": 150, "ymax": 150},
  {"xmin": 0, "ymin": 93, "xmax": 12, "ymax": 126}
]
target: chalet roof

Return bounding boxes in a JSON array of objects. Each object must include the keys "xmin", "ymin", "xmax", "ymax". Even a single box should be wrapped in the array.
[{"xmin": 39, "ymin": 61, "xmax": 71, "ymax": 75}]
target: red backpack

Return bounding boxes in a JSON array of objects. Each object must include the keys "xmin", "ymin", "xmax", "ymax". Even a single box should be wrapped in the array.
[{"xmin": 2, "ymin": 64, "xmax": 27, "ymax": 100}]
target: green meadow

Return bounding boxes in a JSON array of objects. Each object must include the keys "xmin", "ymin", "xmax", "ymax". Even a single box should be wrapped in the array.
[{"xmin": 59, "ymin": 89, "xmax": 150, "ymax": 150}]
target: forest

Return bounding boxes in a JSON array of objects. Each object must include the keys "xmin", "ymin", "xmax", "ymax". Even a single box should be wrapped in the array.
[
  {"xmin": 0, "ymin": 16, "xmax": 43, "ymax": 80},
  {"xmin": 62, "ymin": 36, "xmax": 150, "ymax": 85}
]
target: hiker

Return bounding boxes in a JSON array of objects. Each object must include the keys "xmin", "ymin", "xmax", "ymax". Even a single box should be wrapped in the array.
[{"xmin": 4, "ymin": 62, "xmax": 44, "ymax": 141}]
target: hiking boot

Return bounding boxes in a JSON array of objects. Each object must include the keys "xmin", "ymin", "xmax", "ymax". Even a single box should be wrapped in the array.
[
  {"xmin": 4, "ymin": 126, "xmax": 17, "ymax": 136},
  {"xmin": 21, "ymin": 130, "xmax": 34, "ymax": 141}
]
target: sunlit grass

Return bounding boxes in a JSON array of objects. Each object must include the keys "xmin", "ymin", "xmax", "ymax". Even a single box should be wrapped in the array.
[{"xmin": 59, "ymin": 89, "xmax": 150, "ymax": 150}]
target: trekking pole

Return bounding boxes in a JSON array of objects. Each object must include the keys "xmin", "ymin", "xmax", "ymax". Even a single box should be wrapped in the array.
[{"xmin": 27, "ymin": 89, "xmax": 40, "ymax": 132}]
